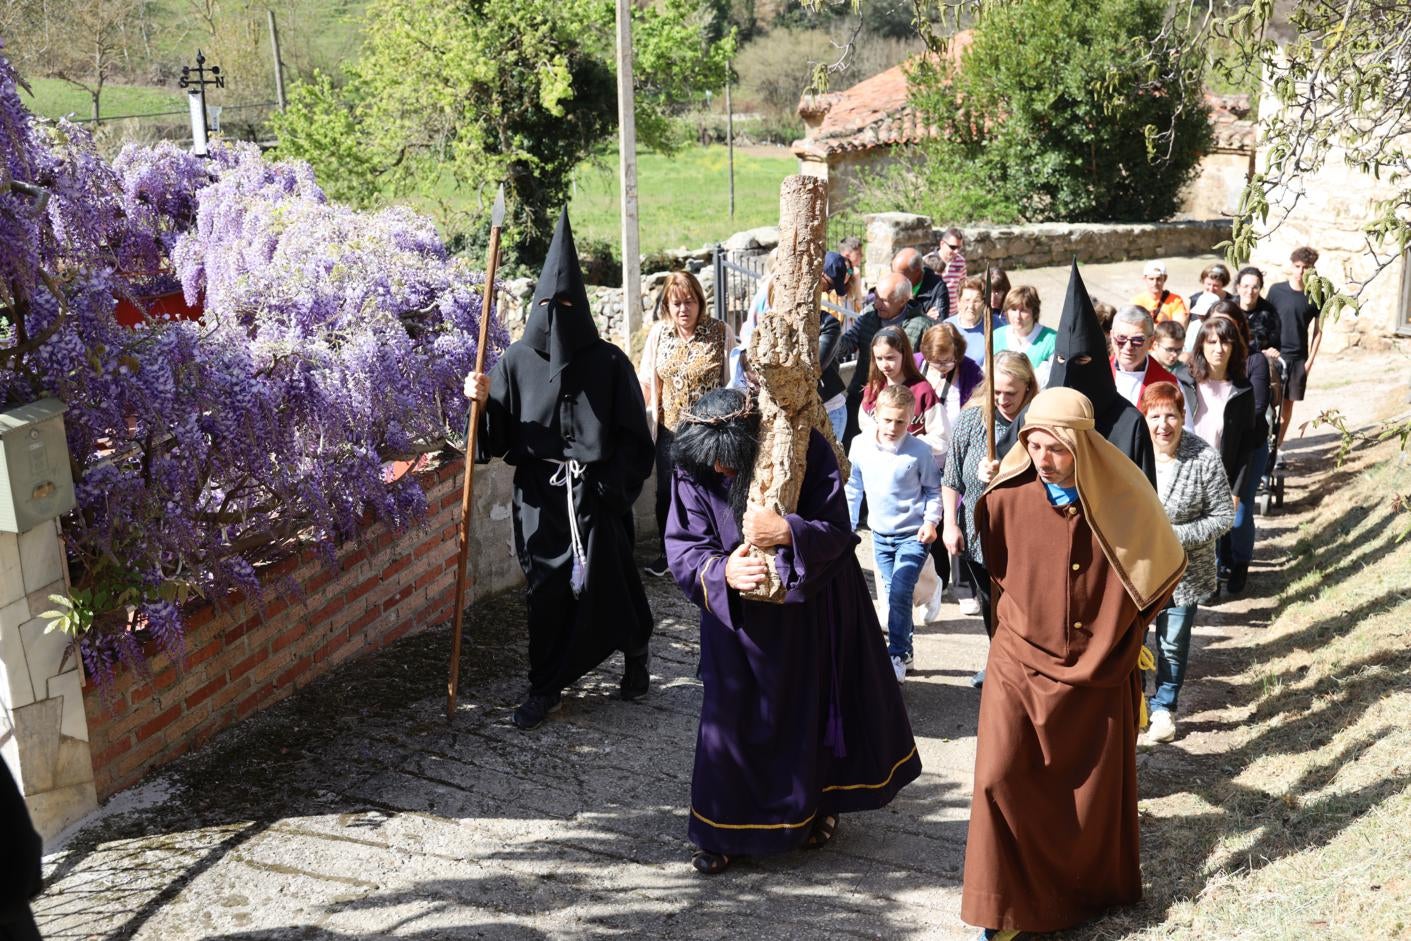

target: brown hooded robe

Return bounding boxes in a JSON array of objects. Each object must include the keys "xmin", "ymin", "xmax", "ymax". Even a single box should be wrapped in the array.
[{"xmin": 961, "ymin": 388, "xmax": 1184, "ymax": 934}]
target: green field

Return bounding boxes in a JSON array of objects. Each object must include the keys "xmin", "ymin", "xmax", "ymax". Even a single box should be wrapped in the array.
[
  {"xmin": 567, "ymin": 147, "xmax": 796, "ymax": 254},
  {"xmin": 20, "ymin": 77, "xmax": 186, "ymax": 122}
]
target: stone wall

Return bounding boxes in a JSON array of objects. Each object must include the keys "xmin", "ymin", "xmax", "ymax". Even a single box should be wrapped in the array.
[
  {"xmin": 1251, "ymin": 142, "xmax": 1410, "ymax": 350},
  {"xmin": 1182, "ymin": 150, "xmax": 1255, "ymax": 220},
  {"xmin": 499, "ymin": 224, "xmax": 782, "ymax": 355},
  {"xmin": 1, "ymin": 519, "xmax": 96, "ymax": 840},
  {"xmin": 863, "ymin": 213, "xmax": 1235, "ymax": 285},
  {"xmin": 80, "ymin": 457, "xmax": 656, "ymax": 803}
]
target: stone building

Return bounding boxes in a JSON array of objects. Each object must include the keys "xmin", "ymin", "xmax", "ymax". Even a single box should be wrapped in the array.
[
  {"xmin": 791, "ymin": 35, "xmax": 970, "ymax": 216},
  {"xmin": 792, "ymin": 64, "xmax": 934, "ymax": 217},
  {"xmin": 1250, "ymin": 99, "xmax": 1411, "ymax": 349},
  {"xmin": 1182, "ymin": 94, "xmax": 1257, "ymax": 218},
  {"xmin": 792, "ymin": 51, "xmax": 1256, "ymax": 222}
]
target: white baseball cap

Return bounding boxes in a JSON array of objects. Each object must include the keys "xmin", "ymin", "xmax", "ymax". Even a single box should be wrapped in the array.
[{"xmin": 1143, "ymin": 261, "xmax": 1167, "ymax": 277}]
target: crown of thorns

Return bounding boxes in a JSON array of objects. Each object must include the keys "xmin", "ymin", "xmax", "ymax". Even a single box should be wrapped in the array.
[{"xmin": 678, "ymin": 399, "xmax": 756, "ymax": 427}]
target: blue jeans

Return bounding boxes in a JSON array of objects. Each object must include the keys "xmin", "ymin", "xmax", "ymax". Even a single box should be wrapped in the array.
[
  {"xmin": 827, "ymin": 402, "xmax": 846, "ymax": 442},
  {"xmin": 1220, "ymin": 442, "xmax": 1269, "ymax": 567},
  {"xmin": 1148, "ymin": 603, "xmax": 1197, "ymax": 714},
  {"xmin": 872, "ymin": 531, "xmax": 928, "ymax": 660}
]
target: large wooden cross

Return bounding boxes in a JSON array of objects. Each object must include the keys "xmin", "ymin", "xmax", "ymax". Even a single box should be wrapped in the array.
[{"xmin": 743, "ymin": 175, "xmax": 849, "ymax": 603}]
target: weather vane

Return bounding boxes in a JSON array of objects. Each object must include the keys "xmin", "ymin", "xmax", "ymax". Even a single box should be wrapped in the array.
[{"xmin": 179, "ymin": 50, "xmax": 224, "ymax": 157}]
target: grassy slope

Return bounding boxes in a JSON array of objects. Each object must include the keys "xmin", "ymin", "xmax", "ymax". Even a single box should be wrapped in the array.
[
  {"xmin": 19, "ymin": 77, "xmax": 185, "ymax": 121},
  {"xmin": 401, "ymin": 146, "xmax": 797, "ymax": 258},
  {"xmin": 16, "ymin": 0, "xmax": 369, "ymax": 121},
  {"xmin": 1073, "ymin": 360, "xmax": 1411, "ymax": 940},
  {"xmin": 567, "ymin": 147, "xmax": 796, "ymax": 255}
]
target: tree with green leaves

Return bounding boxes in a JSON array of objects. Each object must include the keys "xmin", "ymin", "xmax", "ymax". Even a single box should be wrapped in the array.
[
  {"xmin": 901, "ymin": 0, "xmax": 1211, "ymax": 224},
  {"xmin": 2, "ymin": 0, "xmax": 142, "ymax": 123},
  {"xmin": 1204, "ymin": 0, "xmax": 1411, "ymax": 320},
  {"xmin": 270, "ymin": 0, "xmax": 733, "ymax": 263}
]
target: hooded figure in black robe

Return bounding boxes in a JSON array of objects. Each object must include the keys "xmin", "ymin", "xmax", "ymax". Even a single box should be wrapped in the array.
[
  {"xmin": 2, "ymin": 761, "xmax": 43, "ymax": 941},
  {"xmin": 474, "ymin": 209, "xmax": 656, "ymax": 728},
  {"xmin": 1037, "ymin": 262, "xmax": 1157, "ymax": 485}
]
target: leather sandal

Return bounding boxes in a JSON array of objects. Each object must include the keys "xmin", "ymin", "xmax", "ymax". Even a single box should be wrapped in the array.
[
  {"xmin": 805, "ymin": 814, "xmax": 839, "ymax": 849},
  {"xmin": 691, "ymin": 849, "xmax": 732, "ymax": 875}
]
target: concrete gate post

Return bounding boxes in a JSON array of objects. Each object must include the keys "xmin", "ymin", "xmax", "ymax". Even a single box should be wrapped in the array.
[{"xmin": 0, "ymin": 518, "xmax": 97, "ymax": 841}]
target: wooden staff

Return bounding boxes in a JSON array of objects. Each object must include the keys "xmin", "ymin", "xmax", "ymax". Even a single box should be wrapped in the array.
[
  {"xmin": 983, "ymin": 265, "xmax": 996, "ymax": 463},
  {"xmin": 447, "ymin": 185, "xmax": 506, "ymax": 721}
]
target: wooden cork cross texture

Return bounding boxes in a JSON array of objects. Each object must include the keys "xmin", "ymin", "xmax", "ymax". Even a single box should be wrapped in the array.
[{"xmin": 743, "ymin": 175, "xmax": 849, "ymax": 603}]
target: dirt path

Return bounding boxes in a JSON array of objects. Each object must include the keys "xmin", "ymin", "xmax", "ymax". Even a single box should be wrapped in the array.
[{"xmin": 31, "ymin": 347, "xmax": 1408, "ymax": 940}]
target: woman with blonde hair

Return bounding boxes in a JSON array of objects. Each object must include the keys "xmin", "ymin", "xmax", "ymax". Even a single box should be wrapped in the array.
[
  {"xmin": 637, "ymin": 270, "xmax": 737, "ymax": 576},
  {"xmin": 942, "ymin": 351, "xmax": 1038, "ymax": 681}
]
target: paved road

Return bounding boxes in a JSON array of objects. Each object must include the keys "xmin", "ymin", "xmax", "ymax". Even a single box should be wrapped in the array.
[
  {"xmin": 34, "ymin": 252, "xmax": 1250, "ymax": 941},
  {"xmin": 33, "ymin": 545, "xmax": 987, "ymax": 940}
]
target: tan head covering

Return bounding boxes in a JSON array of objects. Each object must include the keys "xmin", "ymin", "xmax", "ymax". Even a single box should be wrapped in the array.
[{"xmin": 989, "ymin": 387, "xmax": 1185, "ymax": 610}]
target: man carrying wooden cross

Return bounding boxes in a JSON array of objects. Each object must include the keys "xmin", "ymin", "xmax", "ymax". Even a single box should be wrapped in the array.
[{"xmin": 661, "ymin": 177, "xmax": 920, "ymax": 875}]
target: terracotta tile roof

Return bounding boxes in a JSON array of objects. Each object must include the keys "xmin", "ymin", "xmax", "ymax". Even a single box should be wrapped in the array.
[
  {"xmin": 1205, "ymin": 92, "xmax": 1256, "ymax": 152},
  {"xmin": 792, "ymin": 34, "xmax": 971, "ymax": 160},
  {"xmin": 793, "ymin": 43, "xmax": 1255, "ymax": 161}
]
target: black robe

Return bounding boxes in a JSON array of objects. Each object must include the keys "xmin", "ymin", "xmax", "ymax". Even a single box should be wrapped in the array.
[
  {"xmin": 1, "ymin": 761, "xmax": 42, "ymax": 938},
  {"xmin": 476, "ymin": 210, "xmax": 655, "ymax": 695},
  {"xmin": 1038, "ymin": 262, "xmax": 1157, "ymax": 486}
]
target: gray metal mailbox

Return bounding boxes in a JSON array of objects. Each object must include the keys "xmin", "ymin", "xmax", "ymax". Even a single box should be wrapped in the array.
[{"xmin": 0, "ymin": 398, "xmax": 76, "ymax": 533}]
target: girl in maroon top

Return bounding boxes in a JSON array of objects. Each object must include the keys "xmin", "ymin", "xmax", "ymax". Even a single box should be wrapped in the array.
[{"xmin": 860, "ymin": 326, "xmax": 946, "ymax": 465}]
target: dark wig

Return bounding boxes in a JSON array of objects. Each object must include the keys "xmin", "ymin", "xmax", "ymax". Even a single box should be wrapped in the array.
[{"xmin": 671, "ymin": 388, "xmax": 761, "ymax": 528}]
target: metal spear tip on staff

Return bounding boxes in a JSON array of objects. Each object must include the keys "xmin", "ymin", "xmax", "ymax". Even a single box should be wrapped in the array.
[{"xmin": 446, "ymin": 183, "xmax": 506, "ymax": 721}]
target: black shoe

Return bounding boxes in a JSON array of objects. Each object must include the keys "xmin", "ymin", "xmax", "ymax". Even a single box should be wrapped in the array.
[
  {"xmin": 644, "ymin": 554, "xmax": 670, "ymax": 577},
  {"xmin": 621, "ymin": 654, "xmax": 650, "ymax": 701},
  {"xmin": 691, "ymin": 849, "xmax": 732, "ymax": 875},
  {"xmin": 512, "ymin": 691, "xmax": 562, "ymax": 730},
  {"xmin": 1227, "ymin": 562, "xmax": 1249, "ymax": 595}
]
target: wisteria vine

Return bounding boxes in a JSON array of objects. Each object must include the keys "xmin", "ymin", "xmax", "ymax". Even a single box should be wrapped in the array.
[{"xmin": 0, "ymin": 43, "xmax": 506, "ymax": 688}]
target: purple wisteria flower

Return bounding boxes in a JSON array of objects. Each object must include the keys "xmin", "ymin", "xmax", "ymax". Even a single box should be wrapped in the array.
[{"xmin": 0, "ymin": 46, "xmax": 506, "ymax": 682}]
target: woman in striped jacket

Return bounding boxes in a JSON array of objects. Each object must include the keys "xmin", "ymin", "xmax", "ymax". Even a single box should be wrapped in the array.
[{"xmin": 1140, "ymin": 381, "xmax": 1235, "ymax": 746}]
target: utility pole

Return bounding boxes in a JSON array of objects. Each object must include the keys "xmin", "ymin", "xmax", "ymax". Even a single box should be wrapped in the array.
[
  {"xmin": 267, "ymin": 9, "xmax": 287, "ymax": 111},
  {"xmin": 725, "ymin": 60, "xmax": 735, "ymax": 219},
  {"xmin": 615, "ymin": 0, "xmax": 641, "ymax": 349}
]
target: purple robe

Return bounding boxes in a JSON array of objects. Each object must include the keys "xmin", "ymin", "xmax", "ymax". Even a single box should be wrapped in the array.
[{"xmin": 665, "ymin": 430, "xmax": 922, "ymax": 856}]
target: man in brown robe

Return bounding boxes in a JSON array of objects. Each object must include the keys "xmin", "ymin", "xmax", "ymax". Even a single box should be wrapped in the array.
[{"xmin": 963, "ymin": 387, "xmax": 1186, "ymax": 938}]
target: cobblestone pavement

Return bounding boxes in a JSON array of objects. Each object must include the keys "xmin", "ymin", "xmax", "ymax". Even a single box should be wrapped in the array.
[
  {"xmin": 38, "ymin": 253, "xmax": 1331, "ymax": 941},
  {"xmin": 33, "ymin": 539, "xmax": 987, "ymax": 940}
]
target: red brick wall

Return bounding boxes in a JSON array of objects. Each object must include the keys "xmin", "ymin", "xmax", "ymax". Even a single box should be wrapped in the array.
[{"xmin": 82, "ymin": 458, "xmax": 469, "ymax": 801}]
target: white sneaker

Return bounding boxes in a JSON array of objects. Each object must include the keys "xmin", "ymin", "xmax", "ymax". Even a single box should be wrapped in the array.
[
  {"xmin": 891, "ymin": 655, "xmax": 907, "ymax": 683},
  {"xmin": 922, "ymin": 580, "xmax": 945, "ymax": 623},
  {"xmin": 958, "ymin": 597, "xmax": 981, "ymax": 616},
  {"xmin": 1146, "ymin": 709, "xmax": 1176, "ymax": 743}
]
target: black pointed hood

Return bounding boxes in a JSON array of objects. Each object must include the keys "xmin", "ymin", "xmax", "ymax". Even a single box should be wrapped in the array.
[
  {"xmin": 524, "ymin": 208, "xmax": 598, "ymax": 379},
  {"xmin": 1046, "ymin": 260, "xmax": 1117, "ymax": 413}
]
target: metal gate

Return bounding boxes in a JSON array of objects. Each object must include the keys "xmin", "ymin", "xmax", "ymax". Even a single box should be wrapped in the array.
[
  {"xmin": 710, "ymin": 245, "xmax": 768, "ymax": 339},
  {"xmin": 710, "ymin": 244, "xmax": 859, "ymax": 341}
]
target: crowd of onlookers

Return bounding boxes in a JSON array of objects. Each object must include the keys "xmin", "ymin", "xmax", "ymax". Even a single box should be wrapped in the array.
[{"xmin": 633, "ymin": 229, "xmax": 1324, "ymax": 748}]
